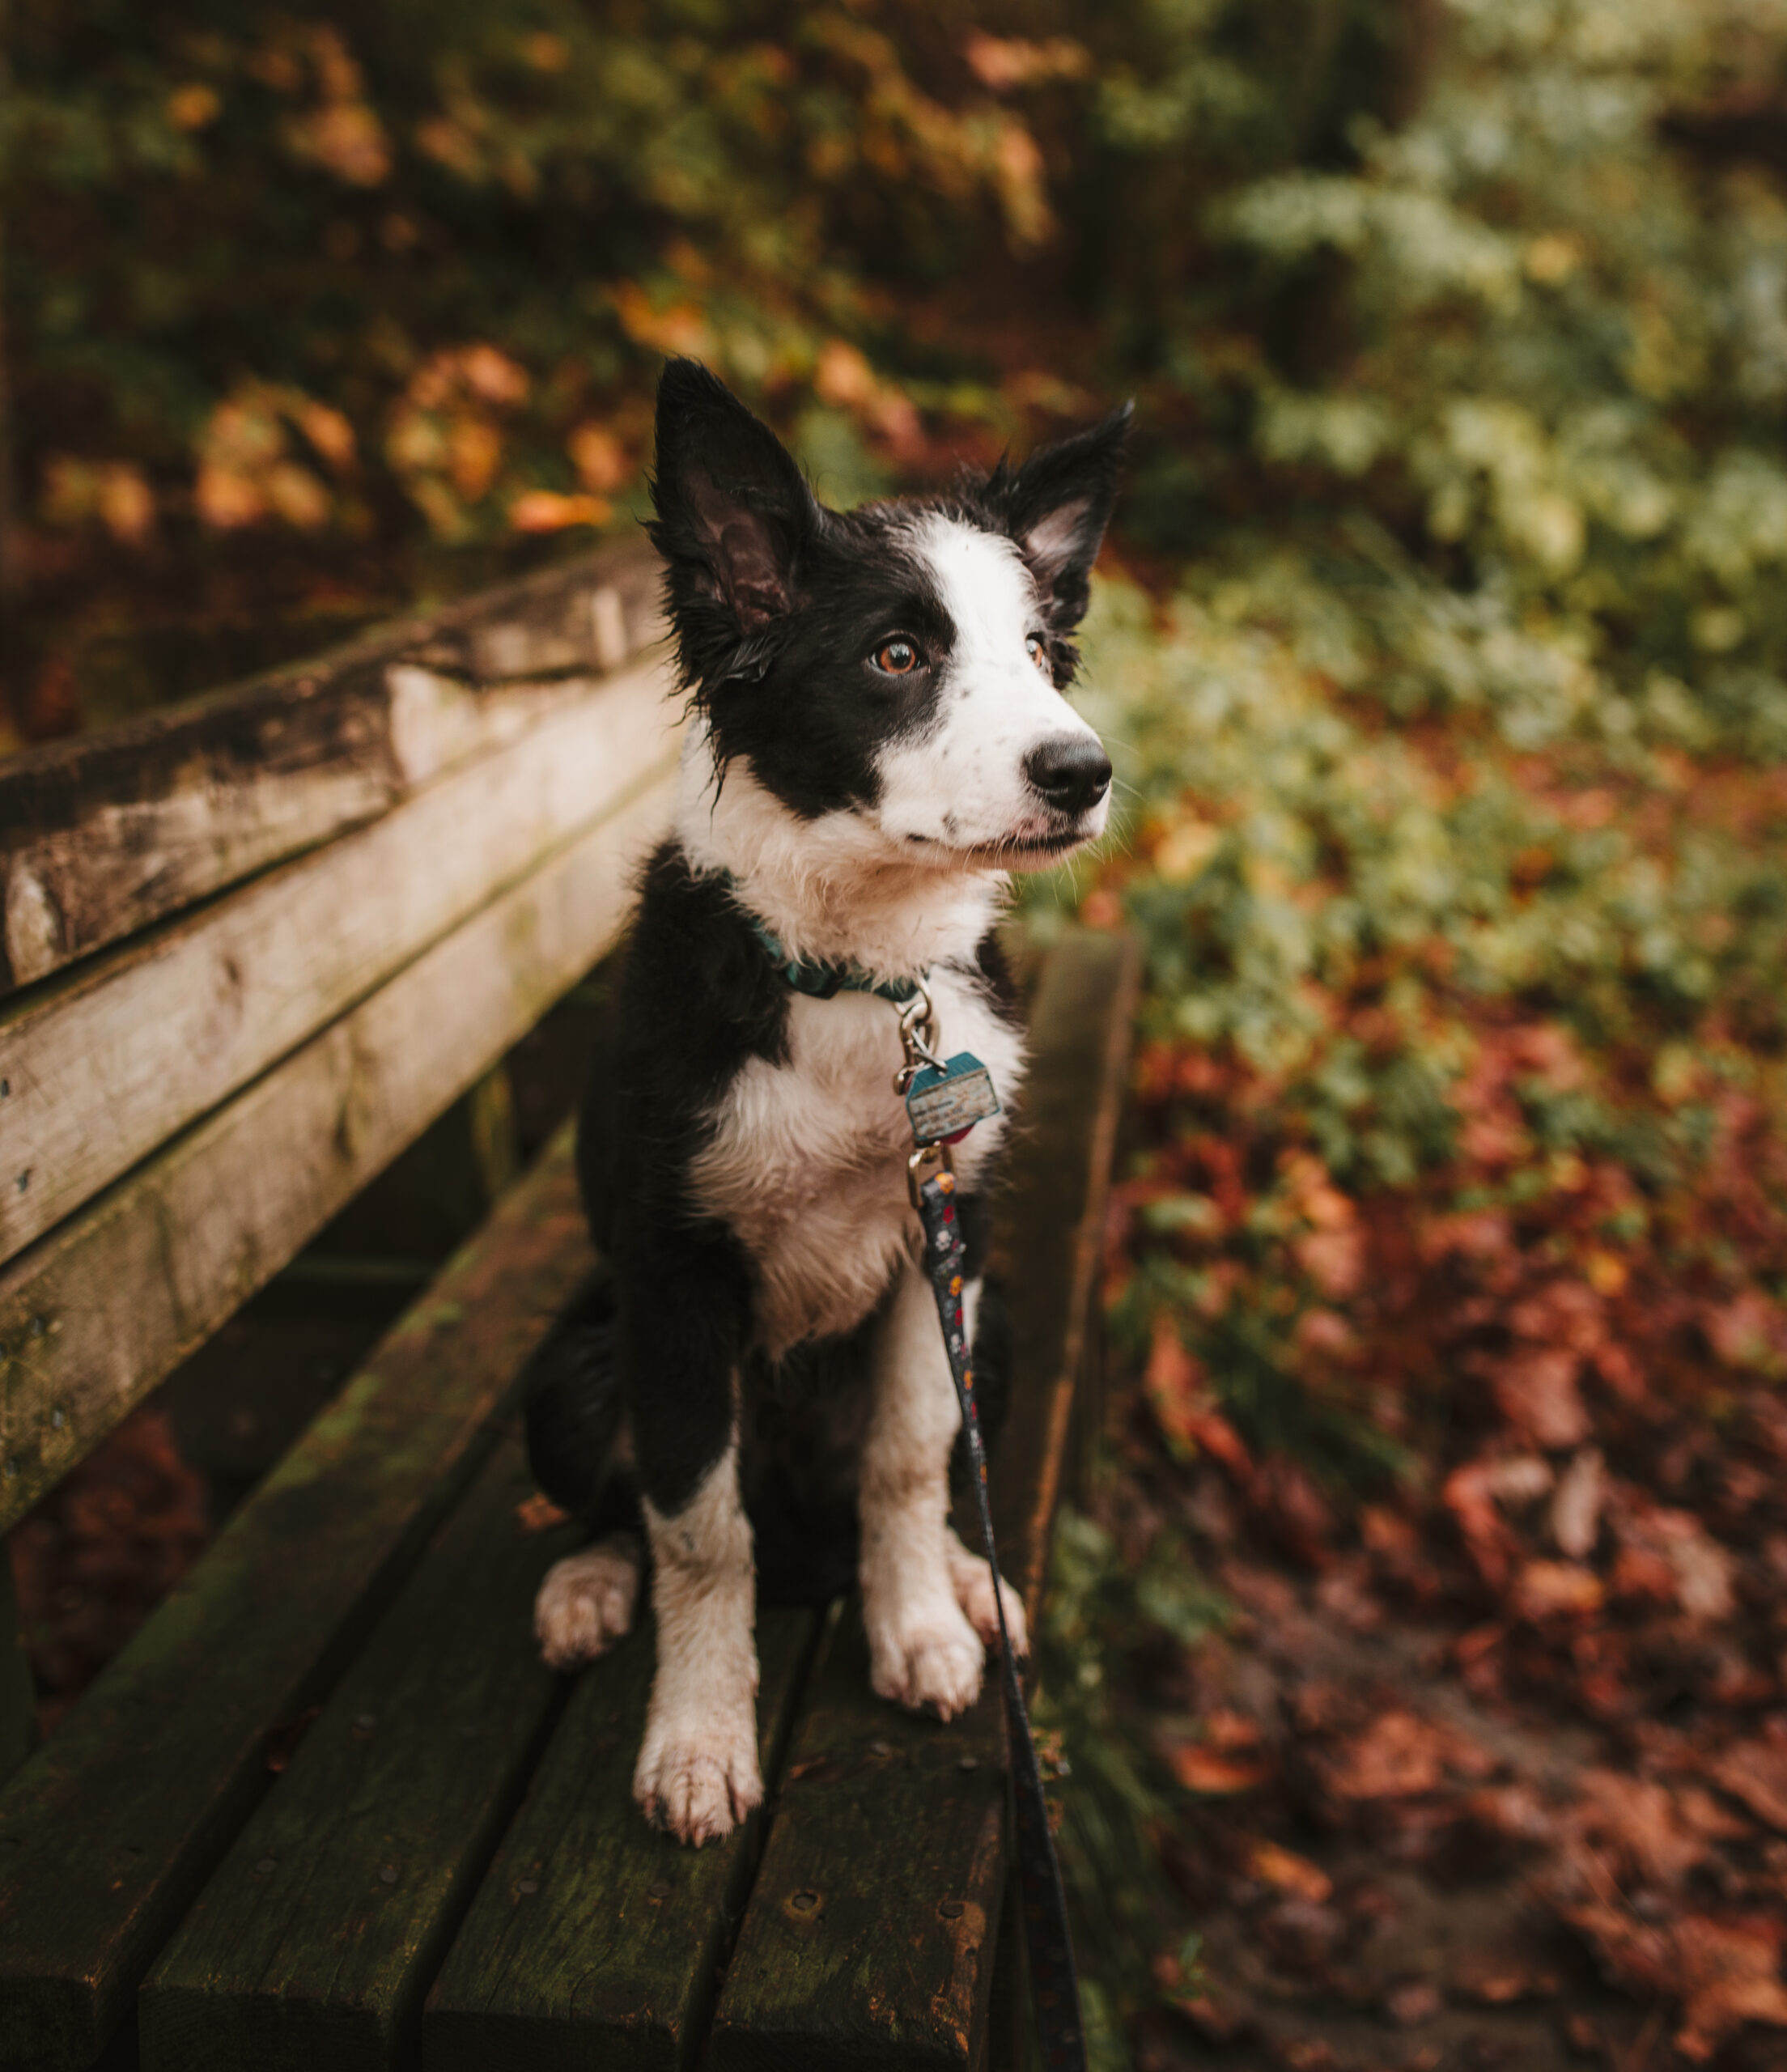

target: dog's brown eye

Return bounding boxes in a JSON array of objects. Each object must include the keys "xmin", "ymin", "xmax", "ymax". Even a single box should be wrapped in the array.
[
  {"xmin": 873, "ymin": 637, "xmax": 920, "ymax": 675},
  {"xmin": 1027, "ymin": 635, "xmax": 1052, "ymax": 677}
]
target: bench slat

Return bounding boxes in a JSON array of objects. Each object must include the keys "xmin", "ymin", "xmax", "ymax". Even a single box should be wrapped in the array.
[
  {"xmin": 422, "ymin": 1603, "xmax": 821, "ymax": 2072},
  {"xmin": 0, "ymin": 762, "xmax": 675, "ymax": 1536},
  {"xmin": 1, "ymin": 648, "xmax": 675, "ymax": 1270},
  {"xmin": 0, "ymin": 546, "xmax": 660, "ymax": 997},
  {"xmin": 984, "ymin": 929, "xmax": 1140, "ymax": 1598},
  {"xmin": 138, "ymin": 1432, "xmax": 585, "ymax": 2072},
  {"xmin": 0, "ymin": 1129, "xmax": 593, "ymax": 2071},
  {"xmin": 705, "ymin": 1616, "xmax": 1008, "ymax": 2072},
  {"xmin": 705, "ymin": 928, "xmax": 1139, "ymax": 2070}
]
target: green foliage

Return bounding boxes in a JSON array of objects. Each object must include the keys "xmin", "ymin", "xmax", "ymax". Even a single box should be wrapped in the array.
[
  {"xmin": 1060, "ymin": 550, "xmax": 1787, "ymax": 1117},
  {"xmin": 1190, "ymin": 0, "xmax": 1787, "ymax": 754},
  {"xmin": 1034, "ymin": 1505, "xmax": 1226, "ymax": 2066}
]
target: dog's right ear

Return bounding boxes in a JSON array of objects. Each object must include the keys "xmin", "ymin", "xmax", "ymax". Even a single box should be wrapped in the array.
[
  {"xmin": 648, "ymin": 359, "xmax": 816, "ymax": 632},
  {"xmin": 999, "ymin": 401, "xmax": 1133, "ymax": 636}
]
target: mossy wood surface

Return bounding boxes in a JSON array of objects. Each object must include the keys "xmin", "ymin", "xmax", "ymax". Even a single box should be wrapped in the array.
[
  {"xmin": 0, "ymin": 1130, "xmax": 592, "ymax": 2070},
  {"xmin": 0, "ymin": 767, "xmax": 672, "ymax": 1538},
  {"xmin": 983, "ymin": 930, "xmax": 1140, "ymax": 1600},
  {"xmin": 0, "ymin": 644, "xmax": 672, "ymax": 1270},
  {"xmin": 422, "ymin": 1604, "xmax": 821, "ymax": 2072},
  {"xmin": 137, "ymin": 1434, "xmax": 583, "ymax": 2072},
  {"xmin": 0, "ymin": 1559, "xmax": 33, "ymax": 1794},
  {"xmin": 0, "ymin": 544, "xmax": 660, "ymax": 998},
  {"xmin": 705, "ymin": 1611, "xmax": 1008, "ymax": 2072}
]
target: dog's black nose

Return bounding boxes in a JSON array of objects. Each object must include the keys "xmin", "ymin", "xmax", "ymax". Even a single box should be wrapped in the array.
[{"xmin": 1024, "ymin": 735, "xmax": 1112, "ymax": 816}]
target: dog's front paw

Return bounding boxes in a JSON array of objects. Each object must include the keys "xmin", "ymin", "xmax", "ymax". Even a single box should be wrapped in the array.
[
  {"xmin": 867, "ymin": 1595, "xmax": 986, "ymax": 1720},
  {"xmin": 944, "ymin": 1534, "xmax": 1029, "ymax": 1662},
  {"xmin": 633, "ymin": 1710, "xmax": 762, "ymax": 1846},
  {"xmin": 534, "ymin": 1534, "xmax": 642, "ymax": 1669}
]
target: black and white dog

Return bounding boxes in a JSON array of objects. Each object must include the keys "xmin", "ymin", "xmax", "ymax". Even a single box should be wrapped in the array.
[{"xmin": 524, "ymin": 359, "xmax": 1127, "ymax": 1845}]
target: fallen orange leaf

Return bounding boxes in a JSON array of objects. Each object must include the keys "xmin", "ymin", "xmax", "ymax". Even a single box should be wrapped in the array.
[
  {"xmin": 1248, "ymin": 1838, "xmax": 1333, "ymax": 1902},
  {"xmin": 1511, "ymin": 1558, "xmax": 1606, "ymax": 1622},
  {"xmin": 515, "ymin": 1493, "xmax": 569, "ymax": 1532},
  {"xmin": 1165, "ymin": 1742, "xmax": 1273, "ymax": 1794}
]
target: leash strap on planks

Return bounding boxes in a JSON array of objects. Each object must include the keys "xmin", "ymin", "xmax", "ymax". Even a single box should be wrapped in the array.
[{"xmin": 896, "ymin": 983, "xmax": 1088, "ymax": 2072}]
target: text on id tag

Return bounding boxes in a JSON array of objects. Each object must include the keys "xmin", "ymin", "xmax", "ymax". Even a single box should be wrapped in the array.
[{"xmin": 905, "ymin": 1051, "xmax": 1001, "ymax": 1146}]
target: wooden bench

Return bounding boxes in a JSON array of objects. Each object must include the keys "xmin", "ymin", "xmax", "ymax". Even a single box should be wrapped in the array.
[{"xmin": 0, "ymin": 537, "xmax": 1138, "ymax": 2072}]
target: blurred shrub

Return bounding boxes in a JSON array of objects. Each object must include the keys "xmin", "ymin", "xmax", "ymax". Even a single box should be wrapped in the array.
[
  {"xmin": 11, "ymin": 0, "xmax": 1787, "ymax": 756},
  {"xmin": 1044, "ymin": 554, "xmax": 1787, "ymax": 1485},
  {"xmin": 9, "ymin": 1, "xmax": 1784, "ymax": 684},
  {"xmin": 3, "ymin": 0, "xmax": 1060, "ymax": 565},
  {"xmin": 1195, "ymin": 0, "xmax": 1787, "ymax": 757}
]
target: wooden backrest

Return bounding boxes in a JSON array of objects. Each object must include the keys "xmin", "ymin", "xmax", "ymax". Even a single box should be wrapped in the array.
[{"xmin": 0, "ymin": 542, "xmax": 677, "ymax": 1535}]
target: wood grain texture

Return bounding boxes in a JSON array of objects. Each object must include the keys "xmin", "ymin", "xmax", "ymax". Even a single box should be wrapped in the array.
[
  {"xmin": 0, "ymin": 645, "xmax": 675, "ymax": 1268},
  {"xmin": 422, "ymin": 1605, "xmax": 821, "ymax": 2072},
  {"xmin": 138, "ymin": 1433, "xmax": 584, "ymax": 2072},
  {"xmin": 0, "ymin": 1130, "xmax": 596, "ymax": 2072},
  {"xmin": 983, "ymin": 928, "xmax": 1140, "ymax": 1599},
  {"xmin": 0, "ymin": 762, "xmax": 676, "ymax": 1538},
  {"xmin": 706, "ymin": 928, "xmax": 1140, "ymax": 2072},
  {"xmin": 0, "ymin": 544, "xmax": 661, "ymax": 996},
  {"xmin": 703, "ymin": 1613, "xmax": 1008, "ymax": 2072},
  {"xmin": 0, "ymin": 1557, "xmax": 33, "ymax": 1794}
]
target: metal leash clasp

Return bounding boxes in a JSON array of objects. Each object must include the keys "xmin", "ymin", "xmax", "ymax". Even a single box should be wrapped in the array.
[
  {"xmin": 898, "ymin": 979, "xmax": 951, "ymax": 1205},
  {"xmin": 893, "ymin": 977, "xmax": 944, "ymax": 1096},
  {"xmin": 907, "ymin": 1137, "xmax": 951, "ymax": 1208}
]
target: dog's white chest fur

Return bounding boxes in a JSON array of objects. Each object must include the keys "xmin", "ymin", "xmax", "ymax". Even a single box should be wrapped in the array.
[{"xmin": 690, "ymin": 969, "xmax": 1023, "ymax": 1357}]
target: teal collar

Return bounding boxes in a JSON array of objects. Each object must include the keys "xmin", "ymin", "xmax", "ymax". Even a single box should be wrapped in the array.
[{"xmin": 728, "ymin": 881, "xmax": 922, "ymax": 1004}]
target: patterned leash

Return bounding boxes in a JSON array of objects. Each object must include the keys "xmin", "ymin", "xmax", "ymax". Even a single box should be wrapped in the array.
[{"xmin": 896, "ymin": 985, "xmax": 1088, "ymax": 2072}]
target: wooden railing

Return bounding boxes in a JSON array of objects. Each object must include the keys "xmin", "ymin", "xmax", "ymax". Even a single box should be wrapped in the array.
[{"xmin": 0, "ymin": 542, "xmax": 676, "ymax": 1534}]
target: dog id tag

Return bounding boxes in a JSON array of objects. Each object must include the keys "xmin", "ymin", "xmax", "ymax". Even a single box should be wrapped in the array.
[{"xmin": 905, "ymin": 1051, "xmax": 1001, "ymax": 1146}]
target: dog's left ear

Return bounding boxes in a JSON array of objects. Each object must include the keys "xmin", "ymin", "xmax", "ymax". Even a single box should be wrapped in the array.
[{"xmin": 1000, "ymin": 401, "xmax": 1133, "ymax": 633}]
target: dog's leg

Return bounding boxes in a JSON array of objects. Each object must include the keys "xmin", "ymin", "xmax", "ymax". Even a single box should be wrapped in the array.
[
  {"xmin": 860, "ymin": 1257, "xmax": 993, "ymax": 1717},
  {"xmin": 635, "ymin": 1436, "xmax": 761, "ymax": 1845},
  {"xmin": 617, "ymin": 1230, "xmax": 762, "ymax": 1845},
  {"xmin": 534, "ymin": 1531, "xmax": 643, "ymax": 1669},
  {"xmin": 943, "ymin": 1526, "xmax": 1029, "ymax": 1658}
]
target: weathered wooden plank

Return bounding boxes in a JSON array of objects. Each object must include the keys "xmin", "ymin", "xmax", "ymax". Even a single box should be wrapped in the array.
[
  {"xmin": 0, "ymin": 1555, "xmax": 33, "ymax": 1792},
  {"xmin": 704, "ymin": 1612, "xmax": 1008, "ymax": 2072},
  {"xmin": 704, "ymin": 928, "xmax": 1139, "ymax": 2071},
  {"xmin": 0, "ymin": 644, "xmax": 675, "ymax": 1269},
  {"xmin": 138, "ymin": 1432, "xmax": 584, "ymax": 2072},
  {"xmin": 0, "ymin": 1128, "xmax": 596, "ymax": 2072},
  {"xmin": 0, "ymin": 543, "xmax": 662, "ymax": 996},
  {"xmin": 312, "ymin": 1062, "xmax": 522, "ymax": 1266},
  {"xmin": 983, "ymin": 928, "xmax": 1140, "ymax": 1602},
  {"xmin": 422, "ymin": 1605, "xmax": 822, "ymax": 2072},
  {"xmin": 0, "ymin": 761, "xmax": 677, "ymax": 1536}
]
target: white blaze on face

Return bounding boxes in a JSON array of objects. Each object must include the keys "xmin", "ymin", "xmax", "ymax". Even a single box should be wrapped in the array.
[{"xmin": 872, "ymin": 515, "xmax": 1110, "ymax": 860}]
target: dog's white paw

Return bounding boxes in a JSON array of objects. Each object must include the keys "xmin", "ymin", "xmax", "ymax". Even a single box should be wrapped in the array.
[
  {"xmin": 534, "ymin": 1534, "xmax": 642, "ymax": 1670},
  {"xmin": 633, "ymin": 1711, "xmax": 762, "ymax": 1846},
  {"xmin": 868, "ymin": 1594, "xmax": 987, "ymax": 1719},
  {"xmin": 944, "ymin": 1535, "xmax": 1029, "ymax": 1662}
]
